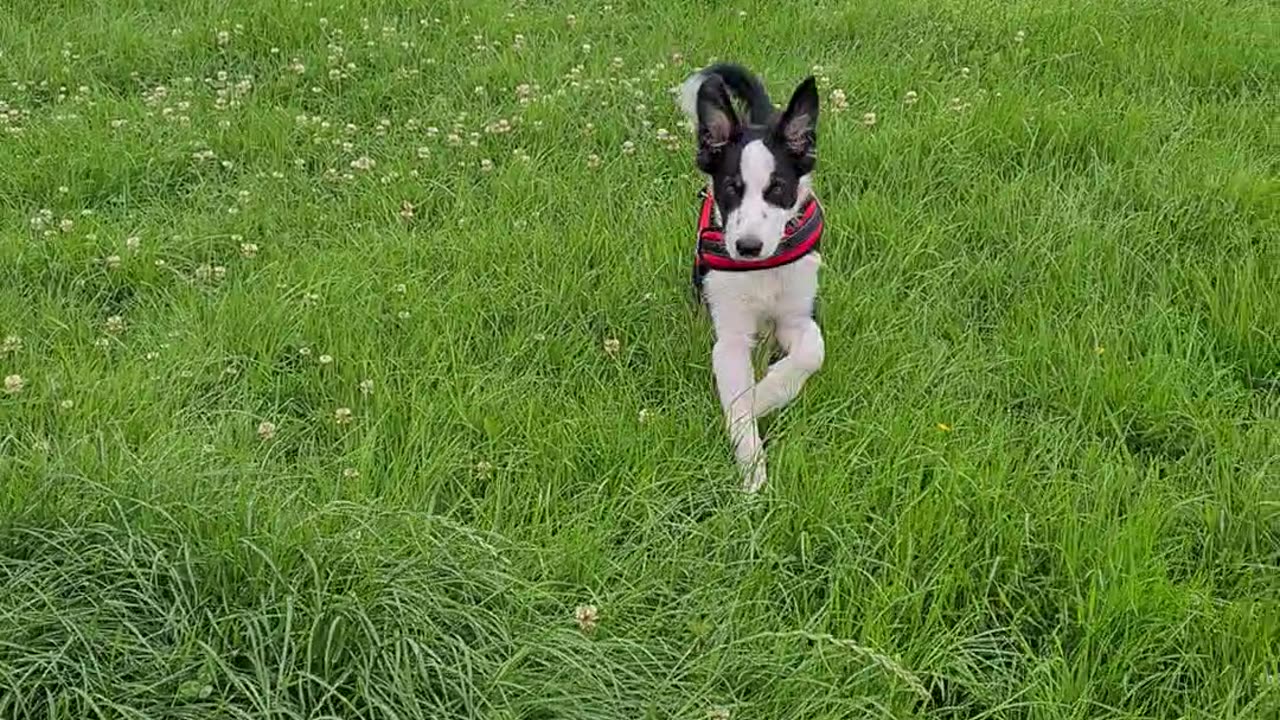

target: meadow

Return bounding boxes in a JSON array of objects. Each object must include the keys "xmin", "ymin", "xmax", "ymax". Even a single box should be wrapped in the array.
[{"xmin": 1, "ymin": 0, "xmax": 1278, "ymax": 717}]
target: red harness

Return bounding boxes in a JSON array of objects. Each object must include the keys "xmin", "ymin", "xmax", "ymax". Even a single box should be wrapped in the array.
[{"xmin": 694, "ymin": 189, "xmax": 824, "ymax": 277}]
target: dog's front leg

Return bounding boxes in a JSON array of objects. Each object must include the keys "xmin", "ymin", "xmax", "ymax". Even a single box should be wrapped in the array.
[
  {"xmin": 752, "ymin": 317, "xmax": 824, "ymax": 419},
  {"xmin": 712, "ymin": 333, "xmax": 767, "ymax": 492}
]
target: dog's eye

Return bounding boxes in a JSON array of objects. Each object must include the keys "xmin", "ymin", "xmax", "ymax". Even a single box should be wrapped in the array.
[
  {"xmin": 726, "ymin": 179, "xmax": 744, "ymax": 197},
  {"xmin": 765, "ymin": 179, "xmax": 786, "ymax": 201}
]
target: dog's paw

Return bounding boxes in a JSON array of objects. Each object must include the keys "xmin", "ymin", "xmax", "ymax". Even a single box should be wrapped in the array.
[{"xmin": 740, "ymin": 461, "xmax": 768, "ymax": 494}]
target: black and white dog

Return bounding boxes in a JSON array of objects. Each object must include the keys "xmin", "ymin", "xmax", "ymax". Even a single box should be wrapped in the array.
[{"xmin": 679, "ymin": 64, "xmax": 825, "ymax": 493}]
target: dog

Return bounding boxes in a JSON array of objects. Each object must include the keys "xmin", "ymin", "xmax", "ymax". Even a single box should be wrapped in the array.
[{"xmin": 677, "ymin": 63, "xmax": 825, "ymax": 493}]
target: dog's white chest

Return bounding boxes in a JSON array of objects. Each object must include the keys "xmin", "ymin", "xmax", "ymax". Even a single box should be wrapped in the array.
[{"xmin": 702, "ymin": 254, "xmax": 821, "ymax": 332}]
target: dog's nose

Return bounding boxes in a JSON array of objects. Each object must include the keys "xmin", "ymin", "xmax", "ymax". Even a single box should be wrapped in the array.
[{"xmin": 735, "ymin": 236, "xmax": 763, "ymax": 257}]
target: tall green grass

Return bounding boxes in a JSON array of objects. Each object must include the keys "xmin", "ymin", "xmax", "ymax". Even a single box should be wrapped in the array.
[{"xmin": 1, "ymin": 0, "xmax": 1278, "ymax": 717}]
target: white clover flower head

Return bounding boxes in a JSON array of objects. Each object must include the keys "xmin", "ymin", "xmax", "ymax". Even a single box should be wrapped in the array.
[{"xmin": 257, "ymin": 420, "xmax": 276, "ymax": 440}]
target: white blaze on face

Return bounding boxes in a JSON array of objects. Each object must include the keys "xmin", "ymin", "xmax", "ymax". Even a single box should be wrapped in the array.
[{"xmin": 726, "ymin": 140, "xmax": 794, "ymax": 259}]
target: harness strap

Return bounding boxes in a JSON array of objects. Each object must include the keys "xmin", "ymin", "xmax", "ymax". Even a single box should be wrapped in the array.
[{"xmin": 694, "ymin": 190, "xmax": 823, "ymax": 273}]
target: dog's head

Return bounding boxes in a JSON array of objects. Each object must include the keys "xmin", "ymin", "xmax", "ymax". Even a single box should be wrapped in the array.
[{"xmin": 695, "ymin": 75, "xmax": 819, "ymax": 261}]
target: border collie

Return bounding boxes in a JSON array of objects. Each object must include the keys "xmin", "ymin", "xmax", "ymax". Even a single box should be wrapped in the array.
[{"xmin": 678, "ymin": 63, "xmax": 825, "ymax": 493}]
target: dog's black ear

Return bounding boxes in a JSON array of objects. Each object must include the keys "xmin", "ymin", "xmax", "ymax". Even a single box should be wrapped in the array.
[
  {"xmin": 776, "ymin": 76, "xmax": 819, "ymax": 164},
  {"xmin": 696, "ymin": 75, "xmax": 739, "ymax": 171}
]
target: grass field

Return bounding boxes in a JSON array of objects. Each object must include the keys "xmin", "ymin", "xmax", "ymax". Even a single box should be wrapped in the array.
[{"xmin": 1, "ymin": 0, "xmax": 1278, "ymax": 717}]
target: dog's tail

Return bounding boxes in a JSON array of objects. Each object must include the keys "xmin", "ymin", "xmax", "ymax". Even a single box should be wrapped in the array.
[{"xmin": 678, "ymin": 63, "xmax": 774, "ymax": 127}]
